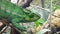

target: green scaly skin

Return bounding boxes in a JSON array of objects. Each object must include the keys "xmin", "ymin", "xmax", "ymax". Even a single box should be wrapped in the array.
[{"xmin": 0, "ymin": 0, "xmax": 40, "ymax": 31}]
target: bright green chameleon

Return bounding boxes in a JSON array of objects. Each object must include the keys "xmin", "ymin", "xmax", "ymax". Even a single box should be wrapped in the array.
[{"xmin": 0, "ymin": 0, "xmax": 40, "ymax": 31}]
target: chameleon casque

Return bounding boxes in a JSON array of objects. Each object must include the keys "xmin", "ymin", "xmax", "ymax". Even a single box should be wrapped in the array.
[{"xmin": 0, "ymin": 0, "xmax": 40, "ymax": 31}]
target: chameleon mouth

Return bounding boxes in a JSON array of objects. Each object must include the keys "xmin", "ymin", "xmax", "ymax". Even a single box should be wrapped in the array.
[
  {"xmin": 29, "ymin": 14, "xmax": 40, "ymax": 21},
  {"xmin": 25, "ymin": 15, "xmax": 40, "ymax": 22},
  {"xmin": 30, "ymin": 14, "xmax": 40, "ymax": 21}
]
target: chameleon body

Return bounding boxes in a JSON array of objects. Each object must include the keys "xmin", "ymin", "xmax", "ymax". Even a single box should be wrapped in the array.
[{"xmin": 0, "ymin": 0, "xmax": 40, "ymax": 31}]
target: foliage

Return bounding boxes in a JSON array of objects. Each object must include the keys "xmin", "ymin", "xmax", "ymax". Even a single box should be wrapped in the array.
[{"xmin": 52, "ymin": 0, "xmax": 59, "ymax": 11}]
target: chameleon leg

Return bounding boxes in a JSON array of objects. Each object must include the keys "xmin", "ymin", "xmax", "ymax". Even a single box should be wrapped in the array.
[{"xmin": 11, "ymin": 18, "xmax": 26, "ymax": 31}]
